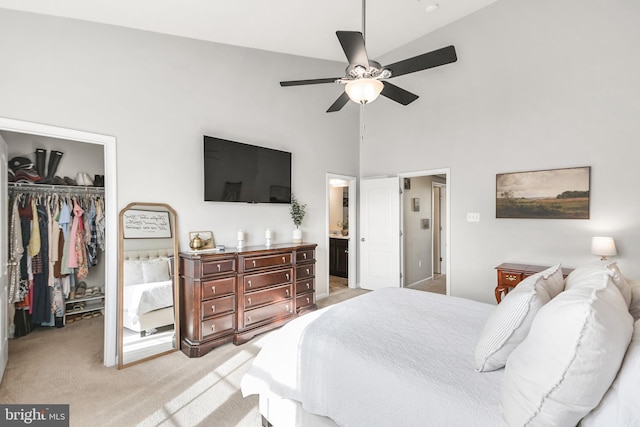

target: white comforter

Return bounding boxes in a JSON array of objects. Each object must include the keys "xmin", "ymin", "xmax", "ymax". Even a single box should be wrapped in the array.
[
  {"xmin": 242, "ymin": 288, "xmax": 504, "ymax": 427},
  {"xmin": 123, "ymin": 280, "xmax": 173, "ymax": 315}
]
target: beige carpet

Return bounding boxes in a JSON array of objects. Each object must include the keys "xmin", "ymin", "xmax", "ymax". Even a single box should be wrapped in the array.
[{"xmin": 0, "ymin": 289, "xmax": 367, "ymax": 427}]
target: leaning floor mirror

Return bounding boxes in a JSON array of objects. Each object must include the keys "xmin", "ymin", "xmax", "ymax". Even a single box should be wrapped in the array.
[{"xmin": 118, "ymin": 202, "xmax": 180, "ymax": 369}]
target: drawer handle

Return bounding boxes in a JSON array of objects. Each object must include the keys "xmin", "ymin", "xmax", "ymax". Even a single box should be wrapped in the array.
[
  {"xmin": 217, "ymin": 264, "xmax": 221, "ymax": 272},
  {"xmin": 285, "ymin": 289, "xmax": 289, "ymax": 296},
  {"xmin": 211, "ymin": 285, "xmax": 216, "ymax": 294},
  {"xmin": 303, "ymin": 253, "xmax": 307, "ymax": 260},
  {"xmin": 306, "ymin": 283, "xmax": 310, "ymax": 289},
  {"xmin": 253, "ymin": 260, "xmax": 256, "ymax": 267},
  {"xmin": 306, "ymin": 268, "xmax": 310, "ymax": 275},
  {"xmin": 248, "ymin": 297, "xmax": 252, "ymax": 305},
  {"xmin": 211, "ymin": 324, "xmax": 216, "ymax": 332},
  {"xmin": 306, "ymin": 297, "xmax": 310, "ymax": 304},
  {"xmin": 211, "ymin": 304, "xmax": 215, "ymax": 313},
  {"xmin": 506, "ymin": 275, "xmax": 517, "ymax": 282},
  {"xmin": 247, "ymin": 315, "xmax": 252, "ymax": 323},
  {"xmin": 285, "ymin": 273, "xmax": 290, "ymax": 281},
  {"xmin": 286, "ymin": 304, "xmax": 290, "ymax": 313},
  {"xmin": 248, "ymin": 280, "xmax": 252, "ymax": 288},
  {"xmin": 282, "ymin": 256, "xmax": 286, "ymax": 263}
]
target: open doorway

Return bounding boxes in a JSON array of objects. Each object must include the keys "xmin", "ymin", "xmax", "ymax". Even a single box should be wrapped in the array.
[
  {"xmin": 400, "ymin": 170, "xmax": 448, "ymax": 295},
  {"xmin": 0, "ymin": 117, "xmax": 118, "ymax": 367},
  {"xmin": 326, "ymin": 174, "xmax": 357, "ymax": 296}
]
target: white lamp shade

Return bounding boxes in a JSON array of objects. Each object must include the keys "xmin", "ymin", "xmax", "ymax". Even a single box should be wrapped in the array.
[
  {"xmin": 591, "ymin": 236, "xmax": 617, "ymax": 259},
  {"xmin": 345, "ymin": 78, "xmax": 384, "ymax": 104}
]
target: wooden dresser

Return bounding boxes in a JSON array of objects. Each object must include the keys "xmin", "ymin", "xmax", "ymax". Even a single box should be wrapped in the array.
[
  {"xmin": 494, "ymin": 263, "xmax": 573, "ymax": 303},
  {"xmin": 180, "ymin": 243, "xmax": 317, "ymax": 357}
]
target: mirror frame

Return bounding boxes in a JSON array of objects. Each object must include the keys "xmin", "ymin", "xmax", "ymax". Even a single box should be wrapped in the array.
[{"xmin": 117, "ymin": 202, "xmax": 180, "ymax": 369}]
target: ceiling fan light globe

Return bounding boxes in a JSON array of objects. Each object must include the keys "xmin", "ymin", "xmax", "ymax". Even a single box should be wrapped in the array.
[{"xmin": 345, "ymin": 78, "xmax": 384, "ymax": 104}]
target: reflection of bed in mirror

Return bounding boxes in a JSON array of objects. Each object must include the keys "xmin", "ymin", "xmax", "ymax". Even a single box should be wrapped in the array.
[{"xmin": 122, "ymin": 249, "xmax": 175, "ymax": 336}]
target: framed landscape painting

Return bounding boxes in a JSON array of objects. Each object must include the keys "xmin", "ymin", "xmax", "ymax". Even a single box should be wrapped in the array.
[{"xmin": 496, "ymin": 166, "xmax": 590, "ymax": 219}]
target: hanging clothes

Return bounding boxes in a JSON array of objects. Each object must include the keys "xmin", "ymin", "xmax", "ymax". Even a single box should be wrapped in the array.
[{"xmin": 7, "ymin": 184, "xmax": 105, "ymax": 335}]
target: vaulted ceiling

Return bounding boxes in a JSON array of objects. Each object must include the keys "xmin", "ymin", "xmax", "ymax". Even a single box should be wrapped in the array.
[{"xmin": 0, "ymin": 0, "xmax": 498, "ymax": 61}]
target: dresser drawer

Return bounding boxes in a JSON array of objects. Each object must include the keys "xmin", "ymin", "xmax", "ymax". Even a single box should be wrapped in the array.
[
  {"xmin": 244, "ymin": 253, "xmax": 292, "ymax": 271},
  {"xmin": 244, "ymin": 300, "xmax": 293, "ymax": 328},
  {"xmin": 296, "ymin": 264, "xmax": 314, "ymax": 280},
  {"xmin": 245, "ymin": 285, "xmax": 292, "ymax": 309},
  {"xmin": 201, "ymin": 259, "xmax": 235, "ymax": 276},
  {"xmin": 296, "ymin": 293, "xmax": 314, "ymax": 310},
  {"xmin": 201, "ymin": 277, "xmax": 235, "ymax": 300},
  {"xmin": 202, "ymin": 313, "xmax": 235, "ymax": 339},
  {"xmin": 498, "ymin": 271, "xmax": 524, "ymax": 287},
  {"xmin": 244, "ymin": 269, "xmax": 292, "ymax": 292},
  {"xmin": 296, "ymin": 279, "xmax": 314, "ymax": 295},
  {"xmin": 296, "ymin": 249, "xmax": 315, "ymax": 263},
  {"xmin": 201, "ymin": 295, "xmax": 235, "ymax": 320}
]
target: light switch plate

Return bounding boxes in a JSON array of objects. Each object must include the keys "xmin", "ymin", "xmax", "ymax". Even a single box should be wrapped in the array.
[{"xmin": 467, "ymin": 212, "xmax": 480, "ymax": 222}]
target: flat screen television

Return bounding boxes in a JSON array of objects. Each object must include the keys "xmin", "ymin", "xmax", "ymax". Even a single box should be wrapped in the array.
[{"xmin": 204, "ymin": 135, "xmax": 292, "ymax": 203}]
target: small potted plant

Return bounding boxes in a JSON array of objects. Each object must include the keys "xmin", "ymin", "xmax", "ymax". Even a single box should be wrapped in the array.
[{"xmin": 290, "ymin": 194, "xmax": 307, "ymax": 243}]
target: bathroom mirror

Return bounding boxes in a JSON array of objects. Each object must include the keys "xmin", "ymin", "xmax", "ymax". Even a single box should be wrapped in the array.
[{"xmin": 118, "ymin": 202, "xmax": 180, "ymax": 368}]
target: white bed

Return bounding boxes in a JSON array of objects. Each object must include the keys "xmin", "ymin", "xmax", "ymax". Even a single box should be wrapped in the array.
[
  {"xmin": 122, "ymin": 251, "xmax": 175, "ymax": 335},
  {"xmin": 242, "ymin": 288, "xmax": 503, "ymax": 427},
  {"xmin": 242, "ymin": 263, "xmax": 640, "ymax": 427}
]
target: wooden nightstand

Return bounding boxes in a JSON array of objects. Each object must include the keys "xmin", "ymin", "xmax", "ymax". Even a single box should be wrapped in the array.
[{"xmin": 494, "ymin": 263, "xmax": 573, "ymax": 303}]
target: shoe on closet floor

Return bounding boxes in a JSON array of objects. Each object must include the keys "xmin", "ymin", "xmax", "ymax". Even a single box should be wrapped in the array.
[
  {"xmin": 52, "ymin": 176, "xmax": 66, "ymax": 185},
  {"xmin": 76, "ymin": 172, "xmax": 93, "ymax": 186},
  {"xmin": 63, "ymin": 176, "xmax": 77, "ymax": 185}
]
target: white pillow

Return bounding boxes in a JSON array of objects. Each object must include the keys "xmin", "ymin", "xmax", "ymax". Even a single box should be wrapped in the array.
[
  {"xmin": 123, "ymin": 260, "xmax": 144, "ymax": 286},
  {"xmin": 606, "ymin": 262, "xmax": 631, "ymax": 308},
  {"xmin": 580, "ymin": 318, "xmax": 640, "ymax": 426},
  {"xmin": 629, "ymin": 279, "xmax": 640, "ymax": 321},
  {"xmin": 141, "ymin": 257, "xmax": 171, "ymax": 283},
  {"xmin": 565, "ymin": 262, "xmax": 631, "ymax": 308},
  {"xmin": 501, "ymin": 273, "xmax": 633, "ymax": 427},
  {"xmin": 474, "ymin": 264, "xmax": 563, "ymax": 372}
]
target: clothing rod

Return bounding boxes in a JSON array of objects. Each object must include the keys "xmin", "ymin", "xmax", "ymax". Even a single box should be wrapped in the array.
[{"xmin": 8, "ymin": 182, "xmax": 105, "ymax": 194}]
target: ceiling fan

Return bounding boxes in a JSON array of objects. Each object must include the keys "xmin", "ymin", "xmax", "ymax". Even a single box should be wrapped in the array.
[{"xmin": 279, "ymin": 2, "xmax": 458, "ymax": 113}]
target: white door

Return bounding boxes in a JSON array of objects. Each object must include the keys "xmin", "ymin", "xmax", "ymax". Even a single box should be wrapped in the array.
[
  {"xmin": 0, "ymin": 135, "xmax": 8, "ymax": 382},
  {"xmin": 359, "ymin": 177, "xmax": 401, "ymax": 290}
]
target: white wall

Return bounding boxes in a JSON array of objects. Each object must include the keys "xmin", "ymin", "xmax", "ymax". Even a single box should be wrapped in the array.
[
  {"xmin": 362, "ymin": 0, "xmax": 640, "ymax": 303},
  {"xmin": 0, "ymin": 9, "xmax": 360, "ymax": 298}
]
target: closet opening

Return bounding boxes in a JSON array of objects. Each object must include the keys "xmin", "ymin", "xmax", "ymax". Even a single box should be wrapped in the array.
[{"xmin": 0, "ymin": 117, "xmax": 117, "ymax": 370}]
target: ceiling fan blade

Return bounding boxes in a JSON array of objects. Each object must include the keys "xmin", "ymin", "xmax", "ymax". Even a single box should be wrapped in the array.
[
  {"xmin": 380, "ymin": 82, "xmax": 419, "ymax": 106},
  {"xmin": 327, "ymin": 92, "xmax": 350, "ymax": 113},
  {"xmin": 336, "ymin": 31, "xmax": 370, "ymax": 67},
  {"xmin": 384, "ymin": 45, "xmax": 457, "ymax": 78},
  {"xmin": 280, "ymin": 78, "xmax": 340, "ymax": 87}
]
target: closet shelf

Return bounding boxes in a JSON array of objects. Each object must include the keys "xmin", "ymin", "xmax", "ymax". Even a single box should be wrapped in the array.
[{"xmin": 66, "ymin": 295, "xmax": 104, "ymax": 304}]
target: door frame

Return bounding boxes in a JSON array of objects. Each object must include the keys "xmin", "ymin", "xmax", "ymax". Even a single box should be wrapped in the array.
[
  {"xmin": 399, "ymin": 168, "xmax": 450, "ymax": 295},
  {"xmin": 432, "ymin": 182, "xmax": 447, "ymax": 276},
  {"xmin": 326, "ymin": 173, "xmax": 357, "ymax": 293},
  {"xmin": 0, "ymin": 117, "xmax": 118, "ymax": 367}
]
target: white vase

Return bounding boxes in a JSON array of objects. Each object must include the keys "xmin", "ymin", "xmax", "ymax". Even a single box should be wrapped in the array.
[{"xmin": 292, "ymin": 228, "xmax": 302, "ymax": 244}]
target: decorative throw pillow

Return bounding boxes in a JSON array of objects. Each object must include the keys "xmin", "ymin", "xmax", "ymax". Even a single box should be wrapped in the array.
[
  {"xmin": 606, "ymin": 262, "xmax": 632, "ymax": 308},
  {"xmin": 565, "ymin": 262, "xmax": 631, "ymax": 308},
  {"xmin": 123, "ymin": 260, "xmax": 144, "ymax": 286},
  {"xmin": 474, "ymin": 264, "xmax": 563, "ymax": 372},
  {"xmin": 629, "ymin": 279, "xmax": 640, "ymax": 321},
  {"xmin": 501, "ymin": 273, "xmax": 633, "ymax": 427},
  {"xmin": 580, "ymin": 318, "xmax": 640, "ymax": 426},
  {"xmin": 141, "ymin": 257, "xmax": 171, "ymax": 283}
]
